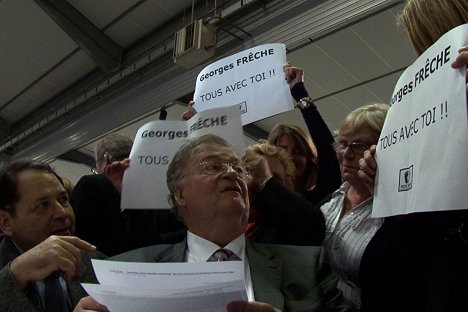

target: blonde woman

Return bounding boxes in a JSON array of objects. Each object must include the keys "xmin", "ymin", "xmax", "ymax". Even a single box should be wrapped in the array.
[
  {"xmin": 359, "ymin": 1, "xmax": 468, "ymax": 311},
  {"xmin": 320, "ymin": 103, "xmax": 389, "ymax": 310},
  {"xmin": 243, "ymin": 140, "xmax": 326, "ymax": 245}
]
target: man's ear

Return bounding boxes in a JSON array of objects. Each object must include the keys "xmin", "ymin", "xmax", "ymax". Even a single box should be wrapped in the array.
[
  {"xmin": 174, "ymin": 187, "xmax": 185, "ymax": 208},
  {"xmin": 0, "ymin": 211, "xmax": 14, "ymax": 236}
]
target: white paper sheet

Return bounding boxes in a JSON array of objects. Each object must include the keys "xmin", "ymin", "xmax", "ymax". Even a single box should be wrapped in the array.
[
  {"xmin": 193, "ymin": 43, "xmax": 294, "ymax": 125},
  {"xmin": 82, "ymin": 260, "xmax": 247, "ymax": 312},
  {"xmin": 373, "ymin": 24, "xmax": 468, "ymax": 217},
  {"xmin": 82, "ymin": 280, "xmax": 247, "ymax": 312},
  {"xmin": 91, "ymin": 259, "xmax": 245, "ymax": 288}
]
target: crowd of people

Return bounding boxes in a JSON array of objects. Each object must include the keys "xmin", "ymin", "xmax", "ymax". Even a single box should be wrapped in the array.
[{"xmin": 0, "ymin": 0, "xmax": 467, "ymax": 311}]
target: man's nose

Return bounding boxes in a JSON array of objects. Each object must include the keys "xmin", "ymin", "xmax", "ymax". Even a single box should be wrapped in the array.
[
  {"xmin": 224, "ymin": 164, "xmax": 238, "ymax": 174},
  {"xmin": 53, "ymin": 202, "xmax": 69, "ymax": 217},
  {"xmin": 342, "ymin": 145, "xmax": 355, "ymax": 158}
]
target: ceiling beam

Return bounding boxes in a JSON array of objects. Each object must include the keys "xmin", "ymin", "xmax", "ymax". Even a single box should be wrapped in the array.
[
  {"xmin": 56, "ymin": 149, "xmax": 95, "ymax": 167},
  {"xmin": 32, "ymin": 0, "xmax": 122, "ymax": 72},
  {"xmin": 0, "ymin": 117, "xmax": 10, "ymax": 138}
]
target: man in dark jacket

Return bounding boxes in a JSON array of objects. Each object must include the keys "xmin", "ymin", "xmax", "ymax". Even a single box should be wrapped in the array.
[{"xmin": 0, "ymin": 159, "xmax": 103, "ymax": 312}]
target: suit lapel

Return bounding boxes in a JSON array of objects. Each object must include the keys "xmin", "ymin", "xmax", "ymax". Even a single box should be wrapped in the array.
[
  {"xmin": 153, "ymin": 239, "xmax": 187, "ymax": 262},
  {"xmin": 246, "ymin": 240, "xmax": 284, "ymax": 310},
  {"xmin": 68, "ymin": 250, "xmax": 95, "ymax": 307}
]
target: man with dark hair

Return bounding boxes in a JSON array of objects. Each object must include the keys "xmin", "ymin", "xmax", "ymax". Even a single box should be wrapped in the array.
[
  {"xmin": 71, "ymin": 132, "xmax": 185, "ymax": 256},
  {"xmin": 0, "ymin": 159, "xmax": 103, "ymax": 312}
]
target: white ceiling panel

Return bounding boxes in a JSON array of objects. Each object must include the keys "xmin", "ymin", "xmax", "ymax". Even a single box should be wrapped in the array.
[
  {"xmin": 153, "ymin": 0, "xmax": 192, "ymax": 16},
  {"xmin": 351, "ymin": 5, "xmax": 416, "ymax": 69},
  {"xmin": 0, "ymin": 49, "xmax": 40, "ymax": 96},
  {"xmin": 1, "ymin": 51, "xmax": 96, "ymax": 123},
  {"xmin": 333, "ymin": 85, "xmax": 383, "ymax": 111},
  {"xmin": 105, "ymin": 16, "xmax": 149, "ymax": 47},
  {"xmin": 104, "ymin": 0, "xmax": 190, "ymax": 47},
  {"xmin": 43, "ymin": 51, "xmax": 96, "ymax": 89},
  {"xmin": 315, "ymin": 97, "xmax": 352, "ymax": 132},
  {"xmin": 316, "ymin": 27, "xmax": 392, "ymax": 82},
  {"xmin": 289, "ymin": 44, "xmax": 359, "ymax": 97},
  {"xmin": 365, "ymin": 71, "xmax": 402, "ymax": 103},
  {"xmin": 0, "ymin": 76, "xmax": 17, "ymax": 106},
  {"xmin": 254, "ymin": 108, "xmax": 308, "ymax": 134},
  {"xmin": 68, "ymin": 0, "xmax": 137, "ymax": 29},
  {"xmin": 127, "ymin": 0, "xmax": 181, "ymax": 31},
  {"xmin": 0, "ymin": 2, "xmax": 77, "ymax": 69},
  {"xmin": 0, "ymin": 36, "xmax": 44, "ymax": 77},
  {"xmin": 50, "ymin": 159, "xmax": 92, "ymax": 185}
]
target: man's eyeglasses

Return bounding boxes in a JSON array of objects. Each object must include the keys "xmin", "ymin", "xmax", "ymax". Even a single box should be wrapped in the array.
[
  {"xmin": 91, "ymin": 154, "xmax": 107, "ymax": 174},
  {"xmin": 199, "ymin": 161, "xmax": 251, "ymax": 179},
  {"xmin": 332, "ymin": 141, "xmax": 370, "ymax": 155}
]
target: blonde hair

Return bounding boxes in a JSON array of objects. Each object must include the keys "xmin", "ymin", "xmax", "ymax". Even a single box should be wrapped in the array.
[
  {"xmin": 244, "ymin": 140, "xmax": 295, "ymax": 188},
  {"xmin": 61, "ymin": 176, "xmax": 75, "ymax": 196},
  {"xmin": 338, "ymin": 103, "xmax": 390, "ymax": 142},
  {"xmin": 267, "ymin": 124, "xmax": 317, "ymax": 192},
  {"xmin": 398, "ymin": 0, "xmax": 468, "ymax": 55}
]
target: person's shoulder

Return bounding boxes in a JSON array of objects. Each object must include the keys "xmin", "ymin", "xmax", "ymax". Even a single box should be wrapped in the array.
[
  {"xmin": 72, "ymin": 174, "xmax": 116, "ymax": 194},
  {"xmin": 109, "ymin": 244, "xmax": 177, "ymax": 262},
  {"xmin": 250, "ymin": 241, "xmax": 325, "ymax": 259},
  {"xmin": 76, "ymin": 174, "xmax": 111, "ymax": 184}
]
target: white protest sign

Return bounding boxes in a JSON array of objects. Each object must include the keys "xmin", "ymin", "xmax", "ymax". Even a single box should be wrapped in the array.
[
  {"xmin": 193, "ymin": 43, "xmax": 294, "ymax": 125},
  {"xmin": 372, "ymin": 24, "xmax": 468, "ymax": 218},
  {"xmin": 121, "ymin": 105, "xmax": 244, "ymax": 209}
]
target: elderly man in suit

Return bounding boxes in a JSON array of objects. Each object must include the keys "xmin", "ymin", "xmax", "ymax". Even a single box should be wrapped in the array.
[
  {"xmin": 78, "ymin": 134, "xmax": 351, "ymax": 312},
  {"xmin": 0, "ymin": 159, "xmax": 104, "ymax": 312}
]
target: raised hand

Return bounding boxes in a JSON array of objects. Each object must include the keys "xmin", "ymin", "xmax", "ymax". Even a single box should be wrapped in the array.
[
  {"xmin": 105, "ymin": 158, "xmax": 130, "ymax": 193},
  {"xmin": 182, "ymin": 100, "xmax": 198, "ymax": 121},
  {"xmin": 10, "ymin": 236, "xmax": 96, "ymax": 289},
  {"xmin": 358, "ymin": 145, "xmax": 378, "ymax": 195},
  {"xmin": 283, "ymin": 62, "xmax": 304, "ymax": 88}
]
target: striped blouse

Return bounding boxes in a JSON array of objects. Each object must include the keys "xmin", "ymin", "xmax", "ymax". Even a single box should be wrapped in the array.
[{"xmin": 320, "ymin": 182, "xmax": 383, "ymax": 310}]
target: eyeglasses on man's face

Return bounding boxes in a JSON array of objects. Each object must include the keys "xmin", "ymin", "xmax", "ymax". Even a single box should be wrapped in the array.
[
  {"xmin": 199, "ymin": 160, "xmax": 251, "ymax": 180},
  {"xmin": 91, "ymin": 154, "xmax": 107, "ymax": 174},
  {"xmin": 332, "ymin": 141, "xmax": 370, "ymax": 155}
]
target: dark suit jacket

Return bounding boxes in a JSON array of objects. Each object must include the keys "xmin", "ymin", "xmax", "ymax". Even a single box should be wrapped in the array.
[
  {"xmin": 0, "ymin": 237, "xmax": 103, "ymax": 312},
  {"xmin": 111, "ymin": 237, "xmax": 351, "ymax": 312},
  {"xmin": 250, "ymin": 176, "xmax": 326, "ymax": 246},
  {"xmin": 71, "ymin": 174, "xmax": 186, "ymax": 256}
]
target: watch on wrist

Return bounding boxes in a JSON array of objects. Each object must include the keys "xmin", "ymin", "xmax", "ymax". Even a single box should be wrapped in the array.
[{"xmin": 296, "ymin": 97, "xmax": 313, "ymax": 110}]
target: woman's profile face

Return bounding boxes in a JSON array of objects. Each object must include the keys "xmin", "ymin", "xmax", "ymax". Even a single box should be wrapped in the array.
[
  {"xmin": 276, "ymin": 134, "xmax": 307, "ymax": 180},
  {"xmin": 336, "ymin": 128, "xmax": 376, "ymax": 184}
]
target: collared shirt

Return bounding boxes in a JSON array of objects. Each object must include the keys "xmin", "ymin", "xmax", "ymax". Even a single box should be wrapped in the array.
[
  {"xmin": 186, "ymin": 232, "xmax": 255, "ymax": 301},
  {"xmin": 320, "ymin": 182, "xmax": 383, "ymax": 310},
  {"xmin": 10, "ymin": 238, "xmax": 72, "ymax": 310}
]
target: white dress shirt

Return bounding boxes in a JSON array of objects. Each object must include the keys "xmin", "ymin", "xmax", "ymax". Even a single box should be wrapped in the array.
[{"xmin": 186, "ymin": 231, "xmax": 255, "ymax": 301}]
